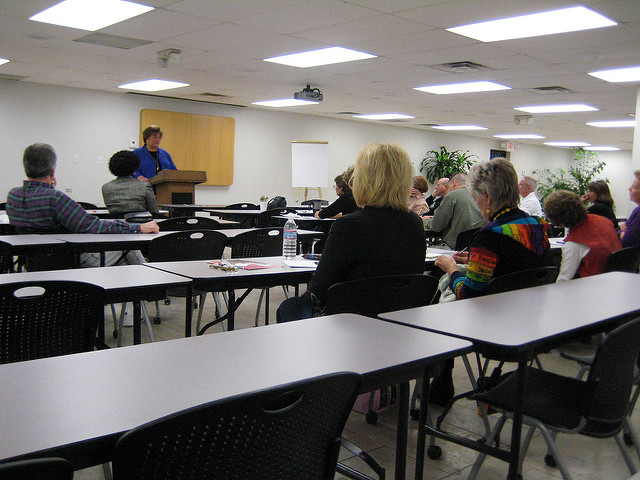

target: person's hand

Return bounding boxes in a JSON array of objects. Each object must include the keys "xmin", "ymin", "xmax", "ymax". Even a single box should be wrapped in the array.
[
  {"xmin": 620, "ymin": 222, "xmax": 627, "ymax": 232},
  {"xmin": 452, "ymin": 251, "xmax": 470, "ymax": 264},
  {"xmin": 434, "ymin": 255, "xmax": 459, "ymax": 275},
  {"xmin": 314, "ymin": 211, "xmax": 321, "ymax": 219},
  {"xmin": 580, "ymin": 194, "xmax": 589, "ymax": 202},
  {"xmin": 137, "ymin": 175, "xmax": 149, "ymax": 182},
  {"xmin": 139, "ymin": 221, "xmax": 159, "ymax": 233}
]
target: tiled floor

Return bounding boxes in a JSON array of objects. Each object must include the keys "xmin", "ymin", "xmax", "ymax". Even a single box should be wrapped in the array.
[{"xmin": 76, "ymin": 286, "xmax": 639, "ymax": 480}]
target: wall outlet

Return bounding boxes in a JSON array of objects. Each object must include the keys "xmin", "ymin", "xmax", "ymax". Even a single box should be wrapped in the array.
[
  {"xmin": 65, "ymin": 185, "xmax": 72, "ymax": 193},
  {"xmin": 72, "ymin": 153, "xmax": 79, "ymax": 163},
  {"xmin": 98, "ymin": 156, "xmax": 103, "ymax": 165}
]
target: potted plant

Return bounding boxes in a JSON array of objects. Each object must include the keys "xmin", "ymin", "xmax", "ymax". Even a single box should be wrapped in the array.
[{"xmin": 420, "ymin": 146, "xmax": 477, "ymax": 183}]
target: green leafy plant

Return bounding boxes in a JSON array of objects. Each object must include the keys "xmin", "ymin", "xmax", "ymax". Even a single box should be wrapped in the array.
[
  {"xmin": 532, "ymin": 148, "xmax": 606, "ymax": 202},
  {"xmin": 420, "ymin": 146, "xmax": 477, "ymax": 183}
]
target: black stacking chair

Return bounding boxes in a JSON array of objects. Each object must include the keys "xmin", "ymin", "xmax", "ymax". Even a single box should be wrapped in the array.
[
  {"xmin": 0, "ymin": 241, "xmax": 12, "ymax": 273},
  {"xmin": 146, "ymin": 230, "xmax": 228, "ymax": 340},
  {"xmin": 605, "ymin": 246, "xmax": 640, "ymax": 273},
  {"xmin": 454, "ymin": 228, "xmax": 479, "ymax": 251},
  {"xmin": 254, "ymin": 208, "xmax": 300, "ymax": 228},
  {"xmin": 112, "ymin": 372, "xmax": 362, "ymax": 480},
  {"xmin": 223, "ymin": 202, "xmax": 259, "ymax": 210},
  {"xmin": 0, "ymin": 280, "xmax": 105, "ymax": 364},
  {"xmin": 77, "ymin": 202, "xmax": 98, "ymax": 209},
  {"xmin": 301, "ymin": 199, "xmax": 329, "ymax": 209},
  {"xmin": 0, "ymin": 457, "xmax": 74, "ymax": 480},
  {"xmin": 484, "ymin": 266, "xmax": 559, "ymax": 295},
  {"xmin": 468, "ymin": 317, "xmax": 640, "ymax": 480},
  {"xmin": 158, "ymin": 216, "xmax": 221, "ymax": 231}
]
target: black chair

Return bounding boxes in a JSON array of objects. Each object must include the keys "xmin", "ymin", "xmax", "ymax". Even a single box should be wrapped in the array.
[
  {"xmin": 223, "ymin": 202, "xmax": 259, "ymax": 210},
  {"xmin": 605, "ymin": 246, "xmax": 640, "ymax": 273},
  {"xmin": 468, "ymin": 317, "xmax": 640, "ymax": 480},
  {"xmin": 146, "ymin": 230, "xmax": 228, "ymax": 339},
  {"xmin": 0, "ymin": 241, "xmax": 12, "ymax": 273},
  {"xmin": 158, "ymin": 215, "xmax": 222, "ymax": 231},
  {"xmin": 0, "ymin": 280, "xmax": 105, "ymax": 364},
  {"xmin": 301, "ymin": 199, "xmax": 329, "ymax": 210},
  {"xmin": 254, "ymin": 208, "xmax": 300, "ymax": 228},
  {"xmin": 0, "ymin": 457, "xmax": 73, "ymax": 480},
  {"xmin": 77, "ymin": 201, "xmax": 98, "ymax": 209},
  {"xmin": 484, "ymin": 266, "xmax": 559, "ymax": 295},
  {"xmin": 454, "ymin": 228, "xmax": 479, "ymax": 251},
  {"xmin": 112, "ymin": 372, "xmax": 362, "ymax": 480}
]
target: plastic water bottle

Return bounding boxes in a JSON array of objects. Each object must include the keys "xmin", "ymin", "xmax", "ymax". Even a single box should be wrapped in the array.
[{"xmin": 283, "ymin": 218, "xmax": 298, "ymax": 259}]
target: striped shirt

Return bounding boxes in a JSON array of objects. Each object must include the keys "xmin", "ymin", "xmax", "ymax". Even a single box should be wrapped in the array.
[{"xmin": 7, "ymin": 180, "xmax": 140, "ymax": 234}]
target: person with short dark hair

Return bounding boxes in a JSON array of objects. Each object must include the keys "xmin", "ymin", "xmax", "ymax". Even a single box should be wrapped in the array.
[
  {"xmin": 133, "ymin": 125, "xmax": 177, "ymax": 182},
  {"xmin": 545, "ymin": 190, "xmax": 621, "ymax": 281},
  {"xmin": 102, "ymin": 150, "xmax": 160, "ymax": 215},
  {"xmin": 408, "ymin": 175, "xmax": 429, "ymax": 216},
  {"xmin": 582, "ymin": 180, "xmax": 618, "ymax": 230},
  {"xmin": 7, "ymin": 143, "xmax": 159, "ymax": 268}
]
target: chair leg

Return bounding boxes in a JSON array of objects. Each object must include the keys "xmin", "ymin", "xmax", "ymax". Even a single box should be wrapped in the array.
[
  {"xmin": 140, "ymin": 302, "xmax": 154, "ymax": 343},
  {"xmin": 195, "ymin": 293, "xmax": 207, "ymax": 334},
  {"xmin": 467, "ymin": 413, "xmax": 508, "ymax": 480},
  {"xmin": 117, "ymin": 303, "xmax": 126, "ymax": 347},
  {"xmin": 154, "ymin": 300, "xmax": 160, "ymax": 323},
  {"xmin": 534, "ymin": 422, "xmax": 574, "ymax": 480},
  {"xmin": 623, "ymin": 416, "xmax": 640, "ymax": 463},
  {"xmin": 615, "ymin": 432, "xmax": 639, "ymax": 474},
  {"xmin": 254, "ymin": 289, "xmax": 266, "ymax": 327},
  {"xmin": 102, "ymin": 462, "xmax": 113, "ymax": 480}
]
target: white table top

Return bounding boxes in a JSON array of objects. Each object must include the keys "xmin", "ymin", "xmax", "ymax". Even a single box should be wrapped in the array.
[
  {"xmin": 0, "ymin": 314, "xmax": 471, "ymax": 463},
  {"xmin": 0, "ymin": 234, "xmax": 66, "ymax": 247},
  {"xmin": 380, "ymin": 272, "xmax": 640, "ymax": 358}
]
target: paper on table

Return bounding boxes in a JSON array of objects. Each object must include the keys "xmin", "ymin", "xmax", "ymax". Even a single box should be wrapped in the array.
[{"xmin": 283, "ymin": 259, "xmax": 318, "ymax": 268}]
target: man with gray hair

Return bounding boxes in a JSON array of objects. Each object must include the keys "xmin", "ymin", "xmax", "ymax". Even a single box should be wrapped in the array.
[
  {"xmin": 423, "ymin": 172, "xmax": 486, "ymax": 249},
  {"xmin": 7, "ymin": 143, "xmax": 159, "ymax": 269},
  {"xmin": 519, "ymin": 175, "xmax": 543, "ymax": 216}
]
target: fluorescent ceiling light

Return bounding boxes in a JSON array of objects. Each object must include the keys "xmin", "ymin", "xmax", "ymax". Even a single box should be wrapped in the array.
[
  {"xmin": 447, "ymin": 6, "xmax": 615, "ymax": 42},
  {"xmin": 251, "ymin": 99, "xmax": 319, "ymax": 107},
  {"xmin": 589, "ymin": 66, "xmax": 640, "ymax": 82},
  {"xmin": 586, "ymin": 146, "xmax": 620, "ymax": 151},
  {"xmin": 118, "ymin": 79, "xmax": 189, "ymax": 92},
  {"xmin": 586, "ymin": 120, "xmax": 636, "ymax": 128},
  {"xmin": 353, "ymin": 114, "xmax": 415, "ymax": 120},
  {"xmin": 264, "ymin": 46, "xmax": 376, "ymax": 68},
  {"xmin": 515, "ymin": 104, "xmax": 597, "ymax": 113},
  {"xmin": 544, "ymin": 141, "xmax": 590, "ymax": 147},
  {"xmin": 432, "ymin": 125, "xmax": 488, "ymax": 131},
  {"xmin": 415, "ymin": 81, "xmax": 510, "ymax": 95},
  {"xmin": 494, "ymin": 134, "xmax": 545, "ymax": 139},
  {"xmin": 0, "ymin": 58, "xmax": 9, "ymax": 66},
  {"xmin": 30, "ymin": 0, "xmax": 153, "ymax": 31}
]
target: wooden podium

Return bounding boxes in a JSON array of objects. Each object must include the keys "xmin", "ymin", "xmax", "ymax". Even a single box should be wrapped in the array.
[{"xmin": 149, "ymin": 170, "xmax": 207, "ymax": 205}]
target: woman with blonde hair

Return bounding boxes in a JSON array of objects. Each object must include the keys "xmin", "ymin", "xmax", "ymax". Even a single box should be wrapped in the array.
[{"xmin": 277, "ymin": 143, "xmax": 426, "ymax": 322}]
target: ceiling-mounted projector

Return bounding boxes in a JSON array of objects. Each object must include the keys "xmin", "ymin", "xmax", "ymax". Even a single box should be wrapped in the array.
[{"xmin": 294, "ymin": 85, "xmax": 323, "ymax": 102}]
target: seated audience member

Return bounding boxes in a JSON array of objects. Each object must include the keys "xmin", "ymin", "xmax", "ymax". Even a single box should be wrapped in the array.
[
  {"xmin": 518, "ymin": 175, "xmax": 543, "ymax": 217},
  {"xmin": 314, "ymin": 166, "xmax": 358, "ymax": 219},
  {"xmin": 581, "ymin": 180, "xmax": 618, "ymax": 230},
  {"xmin": 408, "ymin": 175, "xmax": 429, "ymax": 216},
  {"xmin": 6, "ymin": 143, "xmax": 159, "ymax": 268},
  {"xmin": 435, "ymin": 158, "xmax": 551, "ymax": 299},
  {"xmin": 102, "ymin": 150, "xmax": 160, "ymax": 215},
  {"xmin": 425, "ymin": 177, "xmax": 448, "ymax": 215},
  {"xmin": 277, "ymin": 143, "xmax": 426, "ymax": 322},
  {"xmin": 545, "ymin": 190, "xmax": 622, "ymax": 281},
  {"xmin": 620, "ymin": 171, "xmax": 640, "ymax": 247},
  {"xmin": 423, "ymin": 172, "xmax": 487, "ymax": 248}
]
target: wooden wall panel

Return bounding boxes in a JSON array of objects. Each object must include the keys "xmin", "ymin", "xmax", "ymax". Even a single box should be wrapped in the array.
[{"xmin": 140, "ymin": 109, "xmax": 234, "ymax": 186}]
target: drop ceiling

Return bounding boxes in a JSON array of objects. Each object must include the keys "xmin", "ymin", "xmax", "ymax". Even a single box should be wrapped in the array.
[{"xmin": 1, "ymin": 0, "xmax": 639, "ymax": 150}]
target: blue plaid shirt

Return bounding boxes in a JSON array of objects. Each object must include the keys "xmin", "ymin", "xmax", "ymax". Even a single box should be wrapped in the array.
[{"xmin": 7, "ymin": 180, "xmax": 140, "ymax": 233}]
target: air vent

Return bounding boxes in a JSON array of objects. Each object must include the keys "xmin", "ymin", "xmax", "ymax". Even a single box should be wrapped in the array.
[
  {"xmin": 432, "ymin": 61, "xmax": 491, "ymax": 73},
  {"xmin": 420, "ymin": 123, "xmax": 440, "ymax": 127},
  {"xmin": 0, "ymin": 73, "xmax": 28, "ymax": 81},
  {"xmin": 126, "ymin": 92, "xmax": 246, "ymax": 107},
  {"xmin": 74, "ymin": 33, "xmax": 151, "ymax": 49},
  {"xmin": 336, "ymin": 111, "xmax": 361, "ymax": 115},
  {"xmin": 525, "ymin": 86, "xmax": 574, "ymax": 95},
  {"xmin": 199, "ymin": 92, "xmax": 230, "ymax": 98}
]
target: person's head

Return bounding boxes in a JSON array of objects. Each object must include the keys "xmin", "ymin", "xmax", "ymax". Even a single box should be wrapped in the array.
[
  {"xmin": 434, "ymin": 177, "xmax": 449, "ymax": 197},
  {"xmin": 352, "ymin": 143, "xmax": 413, "ymax": 210},
  {"xmin": 447, "ymin": 172, "xmax": 467, "ymax": 191},
  {"xmin": 518, "ymin": 175, "xmax": 537, "ymax": 198},
  {"xmin": 108, "ymin": 150, "xmax": 141, "ymax": 177},
  {"xmin": 544, "ymin": 190, "xmax": 587, "ymax": 228},
  {"xmin": 587, "ymin": 180, "xmax": 614, "ymax": 206},
  {"xmin": 142, "ymin": 125, "xmax": 163, "ymax": 150},
  {"xmin": 334, "ymin": 166, "xmax": 353, "ymax": 196},
  {"xmin": 630, "ymin": 171, "xmax": 640, "ymax": 206},
  {"xmin": 411, "ymin": 176, "xmax": 429, "ymax": 196},
  {"xmin": 467, "ymin": 158, "xmax": 520, "ymax": 221},
  {"xmin": 23, "ymin": 143, "xmax": 56, "ymax": 179}
]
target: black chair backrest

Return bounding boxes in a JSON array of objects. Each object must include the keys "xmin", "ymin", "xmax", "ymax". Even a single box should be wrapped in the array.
[
  {"xmin": 148, "ymin": 230, "xmax": 227, "ymax": 262},
  {"xmin": 231, "ymin": 228, "xmax": 284, "ymax": 258},
  {"xmin": 301, "ymin": 199, "xmax": 329, "ymax": 209},
  {"xmin": 454, "ymin": 228, "xmax": 479, "ymax": 251},
  {"xmin": 112, "ymin": 372, "xmax": 362, "ymax": 480},
  {"xmin": 484, "ymin": 266, "xmax": 559, "ymax": 296},
  {"xmin": 77, "ymin": 202, "xmax": 98, "ymax": 209},
  {"xmin": 0, "ymin": 281, "xmax": 105, "ymax": 364},
  {"xmin": 605, "ymin": 246, "xmax": 640, "ymax": 273},
  {"xmin": 0, "ymin": 457, "xmax": 74, "ymax": 480},
  {"xmin": 0, "ymin": 241, "xmax": 12, "ymax": 273},
  {"xmin": 324, "ymin": 274, "xmax": 440, "ymax": 317},
  {"xmin": 0, "ymin": 202, "xmax": 6, "ymax": 210},
  {"xmin": 223, "ymin": 202, "xmax": 259, "ymax": 210},
  {"xmin": 255, "ymin": 208, "xmax": 300, "ymax": 228},
  {"xmin": 584, "ymin": 317, "xmax": 640, "ymax": 436},
  {"xmin": 158, "ymin": 216, "xmax": 221, "ymax": 231}
]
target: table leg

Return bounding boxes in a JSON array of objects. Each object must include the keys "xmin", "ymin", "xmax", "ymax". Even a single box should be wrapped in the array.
[
  {"xmin": 415, "ymin": 370, "xmax": 430, "ymax": 480},
  {"xmin": 395, "ymin": 381, "xmax": 410, "ymax": 480},
  {"xmin": 133, "ymin": 301, "xmax": 141, "ymax": 345},
  {"xmin": 227, "ymin": 289, "xmax": 235, "ymax": 331},
  {"xmin": 507, "ymin": 359, "xmax": 527, "ymax": 480},
  {"xmin": 185, "ymin": 284, "xmax": 193, "ymax": 337}
]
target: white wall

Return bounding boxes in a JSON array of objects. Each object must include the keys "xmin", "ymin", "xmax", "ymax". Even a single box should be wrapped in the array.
[{"xmin": 0, "ymin": 80, "xmax": 632, "ymax": 213}]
